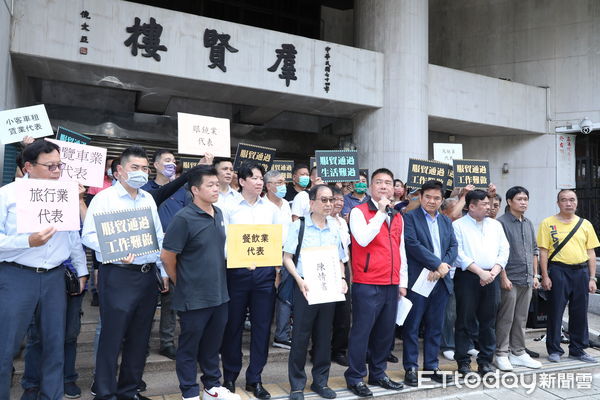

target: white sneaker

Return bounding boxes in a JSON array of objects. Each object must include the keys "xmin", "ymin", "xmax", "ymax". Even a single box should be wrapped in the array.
[
  {"xmin": 467, "ymin": 348, "xmax": 479, "ymax": 357},
  {"xmin": 509, "ymin": 352, "xmax": 542, "ymax": 369},
  {"xmin": 203, "ymin": 386, "xmax": 241, "ymax": 400},
  {"xmin": 442, "ymin": 350, "xmax": 455, "ymax": 361},
  {"xmin": 494, "ymin": 356, "xmax": 513, "ymax": 371}
]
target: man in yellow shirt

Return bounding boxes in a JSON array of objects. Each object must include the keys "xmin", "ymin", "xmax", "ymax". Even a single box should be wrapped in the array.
[{"xmin": 538, "ymin": 189, "xmax": 600, "ymax": 363}]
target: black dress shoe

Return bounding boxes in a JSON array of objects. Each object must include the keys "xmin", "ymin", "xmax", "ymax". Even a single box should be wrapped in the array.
[
  {"xmin": 137, "ymin": 380, "xmax": 147, "ymax": 392},
  {"xmin": 477, "ymin": 363, "xmax": 494, "ymax": 376},
  {"xmin": 246, "ymin": 382, "xmax": 271, "ymax": 399},
  {"xmin": 159, "ymin": 345, "xmax": 177, "ymax": 360},
  {"xmin": 430, "ymin": 368, "xmax": 452, "ymax": 384},
  {"xmin": 289, "ymin": 391, "xmax": 304, "ymax": 400},
  {"xmin": 117, "ymin": 395, "xmax": 152, "ymax": 400},
  {"xmin": 332, "ymin": 352, "xmax": 348, "ymax": 367},
  {"xmin": 310, "ymin": 383, "xmax": 336, "ymax": 399},
  {"xmin": 457, "ymin": 362, "xmax": 471, "ymax": 377},
  {"xmin": 346, "ymin": 382, "xmax": 372, "ymax": 397},
  {"xmin": 387, "ymin": 353, "xmax": 399, "ymax": 363},
  {"xmin": 367, "ymin": 375, "xmax": 403, "ymax": 391},
  {"xmin": 525, "ymin": 348, "xmax": 540, "ymax": 358},
  {"xmin": 223, "ymin": 380, "xmax": 236, "ymax": 393},
  {"xmin": 403, "ymin": 368, "xmax": 418, "ymax": 387}
]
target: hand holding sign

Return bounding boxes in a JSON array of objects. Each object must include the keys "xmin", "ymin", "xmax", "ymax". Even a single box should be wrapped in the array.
[{"xmin": 28, "ymin": 226, "xmax": 57, "ymax": 247}]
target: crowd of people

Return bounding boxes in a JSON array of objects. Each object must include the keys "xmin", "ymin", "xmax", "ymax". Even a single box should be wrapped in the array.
[{"xmin": 0, "ymin": 139, "xmax": 599, "ymax": 400}]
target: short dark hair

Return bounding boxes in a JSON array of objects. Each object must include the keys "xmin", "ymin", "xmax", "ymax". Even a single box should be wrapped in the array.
[
  {"xmin": 188, "ymin": 166, "xmax": 218, "ymax": 189},
  {"xmin": 465, "ymin": 189, "xmax": 488, "ymax": 207},
  {"xmin": 212, "ymin": 157, "xmax": 233, "ymax": 168},
  {"xmin": 557, "ymin": 189, "xmax": 576, "ymax": 202},
  {"xmin": 394, "ymin": 179, "xmax": 404, "ymax": 186},
  {"xmin": 292, "ymin": 163, "xmax": 308, "ymax": 175},
  {"xmin": 494, "ymin": 194, "xmax": 503, "ymax": 203},
  {"xmin": 371, "ymin": 168, "xmax": 394, "ymax": 181},
  {"xmin": 505, "ymin": 186, "xmax": 529, "ymax": 201},
  {"xmin": 237, "ymin": 162, "xmax": 265, "ymax": 181},
  {"xmin": 22, "ymin": 139, "xmax": 60, "ymax": 164},
  {"xmin": 308, "ymin": 184, "xmax": 332, "ymax": 200},
  {"xmin": 421, "ymin": 180, "xmax": 444, "ymax": 196},
  {"xmin": 120, "ymin": 145, "xmax": 148, "ymax": 165},
  {"xmin": 153, "ymin": 149, "xmax": 174, "ymax": 163},
  {"xmin": 111, "ymin": 157, "xmax": 120, "ymax": 175},
  {"xmin": 359, "ymin": 171, "xmax": 368, "ymax": 180},
  {"xmin": 330, "ymin": 185, "xmax": 343, "ymax": 196}
]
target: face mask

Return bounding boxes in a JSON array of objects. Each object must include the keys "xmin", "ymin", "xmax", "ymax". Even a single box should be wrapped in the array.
[
  {"xmin": 354, "ymin": 182, "xmax": 367, "ymax": 194},
  {"xmin": 106, "ymin": 168, "xmax": 113, "ymax": 178},
  {"xmin": 275, "ymin": 185, "xmax": 287, "ymax": 198},
  {"xmin": 298, "ymin": 176, "xmax": 310, "ymax": 188},
  {"xmin": 125, "ymin": 170, "xmax": 148, "ymax": 189},
  {"xmin": 162, "ymin": 163, "xmax": 176, "ymax": 178}
]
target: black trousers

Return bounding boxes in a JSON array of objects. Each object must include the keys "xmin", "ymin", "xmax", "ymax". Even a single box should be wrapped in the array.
[
  {"xmin": 289, "ymin": 284, "xmax": 336, "ymax": 391},
  {"xmin": 95, "ymin": 265, "xmax": 158, "ymax": 400},
  {"xmin": 454, "ymin": 269, "xmax": 499, "ymax": 366},
  {"xmin": 331, "ymin": 263, "xmax": 351, "ymax": 356},
  {"xmin": 546, "ymin": 262, "xmax": 590, "ymax": 356}
]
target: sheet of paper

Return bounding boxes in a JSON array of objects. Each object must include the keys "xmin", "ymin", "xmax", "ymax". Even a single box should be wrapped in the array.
[
  {"xmin": 411, "ymin": 268, "xmax": 438, "ymax": 298},
  {"xmin": 396, "ymin": 296, "xmax": 413, "ymax": 326},
  {"xmin": 301, "ymin": 245, "xmax": 346, "ymax": 305}
]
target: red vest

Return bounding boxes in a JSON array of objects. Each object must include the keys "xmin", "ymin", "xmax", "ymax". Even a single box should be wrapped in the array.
[{"xmin": 351, "ymin": 201, "xmax": 403, "ymax": 285}]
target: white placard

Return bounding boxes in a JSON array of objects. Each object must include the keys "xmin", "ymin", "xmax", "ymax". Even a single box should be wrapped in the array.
[
  {"xmin": 46, "ymin": 139, "xmax": 107, "ymax": 188},
  {"xmin": 15, "ymin": 178, "xmax": 80, "ymax": 233},
  {"xmin": 0, "ymin": 105, "xmax": 53, "ymax": 144},
  {"xmin": 177, "ymin": 113, "xmax": 231, "ymax": 157},
  {"xmin": 433, "ymin": 143, "xmax": 463, "ymax": 164},
  {"xmin": 556, "ymin": 134, "xmax": 576, "ymax": 189},
  {"xmin": 300, "ymin": 245, "xmax": 345, "ymax": 305}
]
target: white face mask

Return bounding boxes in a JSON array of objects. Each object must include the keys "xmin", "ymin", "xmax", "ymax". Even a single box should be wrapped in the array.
[{"xmin": 125, "ymin": 170, "xmax": 148, "ymax": 189}]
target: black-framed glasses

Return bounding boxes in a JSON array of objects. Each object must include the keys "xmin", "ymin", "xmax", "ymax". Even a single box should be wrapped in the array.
[
  {"xmin": 319, "ymin": 197, "xmax": 335, "ymax": 204},
  {"xmin": 33, "ymin": 162, "xmax": 66, "ymax": 172}
]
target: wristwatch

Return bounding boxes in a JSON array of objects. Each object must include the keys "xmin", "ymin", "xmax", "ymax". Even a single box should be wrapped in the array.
[
  {"xmin": 590, "ymin": 276, "xmax": 598, "ymax": 282},
  {"xmin": 534, "ymin": 274, "xmax": 541, "ymax": 280}
]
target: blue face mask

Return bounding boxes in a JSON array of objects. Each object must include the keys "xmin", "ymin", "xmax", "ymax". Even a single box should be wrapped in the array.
[
  {"xmin": 298, "ymin": 176, "xmax": 310, "ymax": 188},
  {"xmin": 162, "ymin": 163, "xmax": 176, "ymax": 178},
  {"xmin": 275, "ymin": 185, "xmax": 287, "ymax": 198},
  {"xmin": 125, "ymin": 170, "xmax": 148, "ymax": 189}
]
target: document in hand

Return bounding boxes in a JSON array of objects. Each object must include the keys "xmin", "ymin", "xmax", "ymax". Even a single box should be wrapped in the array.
[
  {"xmin": 396, "ymin": 296, "xmax": 413, "ymax": 326},
  {"xmin": 411, "ymin": 268, "xmax": 438, "ymax": 298}
]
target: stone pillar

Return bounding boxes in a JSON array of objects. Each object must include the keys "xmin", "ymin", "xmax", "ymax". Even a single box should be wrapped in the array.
[{"xmin": 353, "ymin": 0, "xmax": 428, "ymax": 180}]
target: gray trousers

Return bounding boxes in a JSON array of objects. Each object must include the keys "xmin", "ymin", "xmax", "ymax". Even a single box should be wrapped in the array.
[
  {"xmin": 495, "ymin": 285, "xmax": 532, "ymax": 357},
  {"xmin": 159, "ymin": 291, "xmax": 177, "ymax": 349}
]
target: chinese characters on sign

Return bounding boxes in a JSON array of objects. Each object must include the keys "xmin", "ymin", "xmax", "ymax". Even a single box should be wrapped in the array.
[
  {"xmin": 177, "ymin": 113, "xmax": 231, "ymax": 157},
  {"xmin": 267, "ymin": 44, "xmax": 297, "ymax": 87},
  {"xmin": 16, "ymin": 178, "xmax": 80, "ymax": 233},
  {"xmin": 300, "ymin": 246, "xmax": 345, "ymax": 305},
  {"xmin": 233, "ymin": 143, "xmax": 277, "ymax": 172},
  {"xmin": 203, "ymin": 29, "xmax": 238, "ymax": 72},
  {"xmin": 93, "ymin": 208, "xmax": 159, "ymax": 263},
  {"xmin": 0, "ymin": 104, "xmax": 53, "ymax": 145},
  {"xmin": 46, "ymin": 139, "xmax": 107, "ymax": 188},
  {"xmin": 124, "ymin": 17, "xmax": 168, "ymax": 61},
  {"xmin": 270, "ymin": 160, "xmax": 294, "ymax": 183},
  {"xmin": 556, "ymin": 134, "xmax": 576, "ymax": 189},
  {"xmin": 56, "ymin": 126, "xmax": 91, "ymax": 145},
  {"xmin": 433, "ymin": 143, "xmax": 463, "ymax": 164},
  {"xmin": 324, "ymin": 46, "xmax": 331, "ymax": 93},
  {"xmin": 180, "ymin": 157, "xmax": 201, "ymax": 173},
  {"xmin": 315, "ymin": 150, "xmax": 359, "ymax": 182},
  {"xmin": 405, "ymin": 158, "xmax": 451, "ymax": 191},
  {"xmin": 79, "ymin": 10, "xmax": 91, "ymax": 55},
  {"xmin": 452, "ymin": 159, "xmax": 490, "ymax": 189},
  {"xmin": 226, "ymin": 224, "xmax": 282, "ymax": 268}
]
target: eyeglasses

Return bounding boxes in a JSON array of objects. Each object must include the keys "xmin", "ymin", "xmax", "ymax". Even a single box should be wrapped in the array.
[
  {"xmin": 33, "ymin": 162, "xmax": 65, "ymax": 172},
  {"xmin": 318, "ymin": 197, "xmax": 335, "ymax": 204}
]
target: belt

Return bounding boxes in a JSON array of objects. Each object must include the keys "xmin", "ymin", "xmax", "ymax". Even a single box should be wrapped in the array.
[
  {"xmin": 4, "ymin": 262, "xmax": 61, "ymax": 273},
  {"xmin": 107, "ymin": 263, "xmax": 155, "ymax": 273},
  {"xmin": 549, "ymin": 261, "xmax": 588, "ymax": 270}
]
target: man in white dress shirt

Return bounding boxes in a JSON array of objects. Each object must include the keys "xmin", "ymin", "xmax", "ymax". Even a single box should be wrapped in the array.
[
  {"xmin": 452, "ymin": 189, "xmax": 509, "ymax": 377},
  {"xmin": 213, "ymin": 158, "xmax": 241, "ymax": 210}
]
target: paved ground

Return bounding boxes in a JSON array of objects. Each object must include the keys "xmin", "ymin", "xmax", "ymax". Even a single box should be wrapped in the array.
[{"xmin": 10, "ymin": 296, "xmax": 600, "ymax": 400}]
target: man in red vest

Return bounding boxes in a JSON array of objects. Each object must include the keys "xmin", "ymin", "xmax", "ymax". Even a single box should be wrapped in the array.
[{"xmin": 344, "ymin": 168, "xmax": 407, "ymax": 397}]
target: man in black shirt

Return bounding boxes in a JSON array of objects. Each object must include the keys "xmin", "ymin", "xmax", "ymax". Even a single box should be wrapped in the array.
[
  {"xmin": 284, "ymin": 163, "xmax": 310, "ymax": 203},
  {"xmin": 161, "ymin": 167, "xmax": 239, "ymax": 400}
]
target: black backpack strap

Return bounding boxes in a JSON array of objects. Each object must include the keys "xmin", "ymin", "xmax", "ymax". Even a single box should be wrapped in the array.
[
  {"xmin": 292, "ymin": 217, "xmax": 305, "ymax": 266},
  {"xmin": 548, "ymin": 217, "xmax": 584, "ymax": 262}
]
